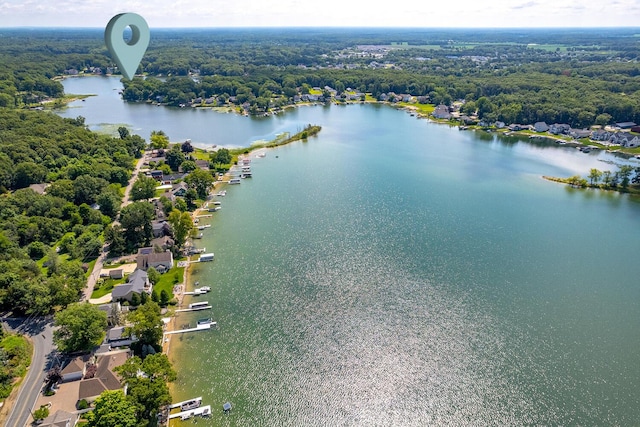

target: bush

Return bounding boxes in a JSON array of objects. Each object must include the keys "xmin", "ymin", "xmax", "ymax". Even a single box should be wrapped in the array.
[
  {"xmin": 33, "ymin": 406, "xmax": 49, "ymax": 421},
  {"xmin": 77, "ymin": 399, "xmax": 89, "ymax": 410}
]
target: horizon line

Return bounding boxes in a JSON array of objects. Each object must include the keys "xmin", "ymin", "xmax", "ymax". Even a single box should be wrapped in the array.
[{"xmin": 2, "ymin": 25, "xmax": 640, "ymax": 30}]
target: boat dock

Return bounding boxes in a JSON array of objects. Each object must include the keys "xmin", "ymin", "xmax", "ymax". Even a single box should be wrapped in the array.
[
  {"xmin": 183, "ymin": 288, "xmax": 208, "ymax": 295},
  {"xmin": 196, "ymin": 214, "xmax": 213, "ymax": 218},
  {"xmin": 168, "ymin": 405, "xmax": 212, "ymax": 420},
  {"xmin": 170, "ymin": 397, "xmax": 202, "ymax": 410},
  {"xmin": 164, "ymin": 322, "xmax": 215, "ymax": 335},
  {"xmin": 175, "ymin": 305, "xmax": 212, "ymax": 312}
]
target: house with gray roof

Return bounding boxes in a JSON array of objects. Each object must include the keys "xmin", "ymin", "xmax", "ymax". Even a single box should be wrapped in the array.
[
  {"xmin": 137, "ymin": 248, "xmax": 174, "ymax": 273},
  {"xmin": 39, "ymin": 410, "xmax": 77, "ymax": 427},
  {"xmin": 112, "ymin": 269, "xmax": 151, "ymax": 302}
]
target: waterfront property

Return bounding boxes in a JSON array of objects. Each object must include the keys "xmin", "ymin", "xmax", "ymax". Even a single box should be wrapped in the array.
[{"xmin": 57, "ymin": 77, "xmax": 640, "ymax": 425}]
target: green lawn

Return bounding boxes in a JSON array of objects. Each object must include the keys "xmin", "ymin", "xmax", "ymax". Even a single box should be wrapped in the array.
[
  {"xmin": 154, "ymin": 266, "xmax": 184, "ymax": 298},
  {"xmin": 91, "ymin": 277, "xmax": 124, "ymax": 299}
]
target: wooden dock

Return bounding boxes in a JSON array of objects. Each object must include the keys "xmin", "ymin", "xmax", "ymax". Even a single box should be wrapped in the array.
[
  {"xmin": 164, "ymin": 322, "xmax": 215, "ymax": 335},
  {"xmin": 175, "ymin": 305, "xmax": 212, "ymax": 312}
]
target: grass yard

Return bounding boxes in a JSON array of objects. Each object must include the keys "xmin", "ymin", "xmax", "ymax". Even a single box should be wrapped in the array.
[
  {"xmin": 154, "ymin": 266, "xmax": 185, "ymax": 298},
  {"xmin": 91, "ymin": 277, "xmax": 124, "ymax": 299}
]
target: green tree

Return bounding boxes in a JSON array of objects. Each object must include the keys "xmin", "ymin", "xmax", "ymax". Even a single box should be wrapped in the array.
[
  {"xmin": 165, "ymin": 145, "xmax": 185, "ymax": 171},
  {"xmin": 86, "ymin": 390, "xmax": 138, "ymax": 427},
  {"xmin": 119, "ymin": 202, "xmax": 154, "ymax": 249},
  {"xmin": 147, "ymin": 266, "xmax": 160, "ymax": 285},
  {"xmin": 619, "ymin": 165, "xmax": 634, "ymax": 190},
  {"xmin": 127, "ymin": 301, "xmax": 163, "ymax": 349},
  {"xmin": 160, "ymin": 289, "xmax": 170, "ymax": 307},
  {"xmin": 117, "ymin": 126, "xmax": 130, "ymax": 140},
  {"xmin": 588, "ymin": 168, "xmax": 602, "ymax": 185},
  {"xmin": 167, "ymin": 209, "xmax": 193, "ymax": 249},
  {"xmin": 123, "ymin": 376, "xmax": 172, "ymax": 425},
  {"xmin": 130, "ymin": 175, "xmax": 157, "ymax": 201},
  {"xmin": 53, "ymin": 303, "xmax": 107, "ymax": 353},
  {"xmin": 149, "ymin": 130, "xmax": 169, "ymax": 149},
  {"xmin": 184, "ymin": 168, "xmax": 214, "ymax": 199},
  {"xmin": 211, "ymin": 148, "xmax": 232, "ymax": 165},
  {"xmin": 595, "ymin": 113, "xmax": 612, "ymax": 126},
  {"xmin": 96, "ymin": 191, "xmax": 121, "ymax": 219},
  {"xmin": 180, "ymin": 159, "xmax": 197, "ymax": 173},
  {"xmin": 33, "ymin": 406, "xmax": 49, "ymax": 421}
]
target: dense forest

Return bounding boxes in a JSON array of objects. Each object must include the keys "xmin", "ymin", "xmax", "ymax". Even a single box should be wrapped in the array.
[
  {"xmin": 0, "ymin": 109, "xmax": 144, "ymax": 314},
  {"xmin": 0, "ymin": 27, "xmax": 639, "ymax": 315},
  {"xmin": 1, "ymin": 28, "xmax": 640, "ymax": 125}
]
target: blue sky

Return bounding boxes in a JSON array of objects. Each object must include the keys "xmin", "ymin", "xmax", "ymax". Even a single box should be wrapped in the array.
[{"xmin": 0, "ymin": 0, "xmax": 639, "ymax": 27}]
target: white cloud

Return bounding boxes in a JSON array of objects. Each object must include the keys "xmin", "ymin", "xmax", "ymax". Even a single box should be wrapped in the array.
[{"xmin": 0, "ymin": 0, "xmax": 639, "ymax": 27}]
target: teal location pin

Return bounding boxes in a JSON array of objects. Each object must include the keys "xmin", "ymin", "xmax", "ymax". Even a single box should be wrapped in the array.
[{"xmin": 105, "ymin": 13, "xmax": 150, "ymax": 80}]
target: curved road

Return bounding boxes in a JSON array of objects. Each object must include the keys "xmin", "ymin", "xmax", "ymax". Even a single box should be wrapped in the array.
[{"xmin": 2, "ymin": 316, "xmax": 55, "ymax": 427}]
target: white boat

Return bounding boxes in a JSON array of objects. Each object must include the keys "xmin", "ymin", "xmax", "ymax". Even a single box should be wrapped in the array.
[
  {"xmin": 213, "ymin": 201, "xmax": 221, "ymax": 206},
  {"xmin": 229, "ymin": 178, "xmax": 241, "ymax": 184},
  {"xmin": 199, "ymin": 286, "xmax": 211, "ymax": 292},
  {"xmin": 257, "ymin": 152, "xmax": 266, "ymax": 158},
  {"xmin": 181, "ymin": 399, "xmax": 202, "ymax": 411},
  {"xmin": 216, "ymin": 190, "xmax": 227, "ymax": 196},
  {"xmin": 197, "ymin": 318, "xmax": 213, "ymax": 325}
]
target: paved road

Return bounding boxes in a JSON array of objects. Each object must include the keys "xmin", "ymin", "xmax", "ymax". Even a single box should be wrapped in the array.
[
  {"xmin": 83, "ymin": 155, "xmax": 147, "ymax": 301},
  {"xmin": 2, "ymin": 317, "xmax": 56, "ymax": 427}
]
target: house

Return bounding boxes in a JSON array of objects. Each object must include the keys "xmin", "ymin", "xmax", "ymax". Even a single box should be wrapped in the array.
[
  {"xmin": 508, "ymin": 124, "xmax": 527, "ymax": 131},
  {"xmin": 161, "ymin": 173, "xmax": 187, "ymax": 185},
  {"xmin": 569, "ymin": 128, "xmax": 592, "ymax": 139},
  {"xmin": 195, "ymin": 160, "xmax": 210, "ymax": 170},
  {"xmin": 112, "ymin": 269, "xmax": 151, "ymax": 302},
  {"xmin": 108, "ymin": 269, "xmax": 123, "ymax": 280},
  {"xmin": 151, "ymin": 220, "xmax": 170, "ymax": 238},
  {"xmin": 432, "ymin": 104, "xmax": 451, "ymax": 120},
  {"xmin": 533, "ymin": 122, "xmax": 549, "ymax": 132},
  {"xmin": 60, "ymin": 355, "xmax": 89, "ymax": 382},
  {"xmin": 39, "ymin": 410, "xmax": 77, "ymax": 427},
  {"xmin": 172, "ymin": 182, "xmax": 189, "ymax": 198},
  {"xmin": 150, "ymin": 235, "xmax": 175, "ymax": 252},
  {"xmin": 149, "ymin": 170, "xmax": 164, "ymax": 181},
  {"xmin": 28, "ymin": 183, "xmax": 49, "ymax": 195},
  {"xmin": 78, "ymin": 352, "xmax": 128, "ymax": 404},
  {"xmin": 616, "ymin": 122, "xmax": 637, "ymax": 129},
  {"xmin": 630, "ymin": 126, "xmax": 640, "ymax": 133},
  {"xmin": 621, "ymin": 135, "xmax": 640, "ymax": 148},
  {"xmin": 98, "ymin": 302, "xmax": 122, "ymax": 327},
  {"xmin": 549, "ymin": 123, "xmax": 571, "ymax": 135},
  {"xmin": 591, "ymin": 129, "xmax": 611, "ymax": 141},
  {"xmin": 137, "ymin": 249, "xmax": 174, "ymax": 273},
  {"xmin": 106, "ymin": 326, "xmax": 135, "ymax": 347}
]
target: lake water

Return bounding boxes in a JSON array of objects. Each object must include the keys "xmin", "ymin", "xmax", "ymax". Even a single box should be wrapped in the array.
[{"xmin": 60, "ymin": 77, "xmax": 640, "ymax": 426}]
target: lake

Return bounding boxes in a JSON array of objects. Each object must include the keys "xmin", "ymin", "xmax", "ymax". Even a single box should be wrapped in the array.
[{"xmin": 60, "ymin": 76, "xmax": 640, "ymax": 426}]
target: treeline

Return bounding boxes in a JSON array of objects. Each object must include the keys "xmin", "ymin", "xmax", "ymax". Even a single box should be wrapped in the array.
[
  {"xmin": 2, "ymin": 28, "xmax": 640, "ymax": 125},
  {"xmin": 0, "ymin": 109, "xmax": 143, "ymax": 314}
]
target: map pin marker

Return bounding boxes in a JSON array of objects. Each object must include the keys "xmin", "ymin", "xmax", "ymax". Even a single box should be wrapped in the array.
[{"xmin": 104, "ymin": 13, "xmax": 150, "ymax": 80}]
